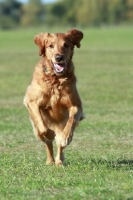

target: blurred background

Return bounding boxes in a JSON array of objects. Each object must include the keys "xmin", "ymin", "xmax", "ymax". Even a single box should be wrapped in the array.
[{"xmin": 0, "ymin": 0, "xmax": 133, "ymax": 29}]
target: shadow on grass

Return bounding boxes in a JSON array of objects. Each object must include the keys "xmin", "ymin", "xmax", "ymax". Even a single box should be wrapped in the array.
[
  {"xmin": 93, "ymin": 158, "xmax": 133, "ymax": 169},
  {"xmin": 65, "ymin": 157, "xmax": 133, "ymax": 169},
  {"xmin": 117, "ymin": 159, "xmax": 133, "ymax": 165}
]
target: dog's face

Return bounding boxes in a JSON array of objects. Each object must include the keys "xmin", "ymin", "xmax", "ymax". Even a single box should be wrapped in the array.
[
  {"xmin": 45, "ymin": 33, "xmax": 74, "ymax": 76},
  {"xmin": 34, "ymin": 29, "xmax": 83, "ymax": 76}
]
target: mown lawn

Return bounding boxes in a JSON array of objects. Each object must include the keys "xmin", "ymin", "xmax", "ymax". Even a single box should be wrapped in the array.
[{"xmin": 0, "ymin": 26, "xmax": 133, "ymax": 200}]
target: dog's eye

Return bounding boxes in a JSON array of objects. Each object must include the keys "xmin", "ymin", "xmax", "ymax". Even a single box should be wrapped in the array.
[
  {"xmin": 64, "ymin": 43, "xmax": 69, "ymax": 48},
  {"xmin": 49, "ymin": 44, "xmax": 54, "ymax": 48}
]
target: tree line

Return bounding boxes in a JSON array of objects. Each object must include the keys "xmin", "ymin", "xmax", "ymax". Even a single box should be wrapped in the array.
[{"xmin": 0, "ymin": 0, "xmax": 133, "ymax": 29}]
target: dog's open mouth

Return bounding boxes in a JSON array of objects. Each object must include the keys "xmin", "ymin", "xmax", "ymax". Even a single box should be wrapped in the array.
[{"xmin": 52, "ymin": 62, "xmax": 67, "ymax": 75}]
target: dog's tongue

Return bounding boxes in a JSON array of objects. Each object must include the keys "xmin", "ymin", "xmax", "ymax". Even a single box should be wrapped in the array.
[{"xmin": 54, "ymin": 63, "xmax": 65, "ymax": 72}]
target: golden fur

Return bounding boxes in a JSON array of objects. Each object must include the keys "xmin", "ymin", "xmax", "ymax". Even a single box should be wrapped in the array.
[{"xmin": 24, "ymin": 29, "xmax": 84, "ymax": 166}]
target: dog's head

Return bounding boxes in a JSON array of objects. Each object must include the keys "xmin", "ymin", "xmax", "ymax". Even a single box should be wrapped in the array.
[{"xmin": 34, "ymin": 29, "xmax": 83, "ymax": 76}]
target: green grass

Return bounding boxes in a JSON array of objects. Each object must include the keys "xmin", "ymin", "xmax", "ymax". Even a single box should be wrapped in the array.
[{"xmin": 0, "ymin": 26, "xmax": 133, "ymax": 200}]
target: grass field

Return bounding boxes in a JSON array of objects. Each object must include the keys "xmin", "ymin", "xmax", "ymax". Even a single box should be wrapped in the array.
[{"xmin": 0, "ymin": 26, "xmax": 133, "ymax": 200}]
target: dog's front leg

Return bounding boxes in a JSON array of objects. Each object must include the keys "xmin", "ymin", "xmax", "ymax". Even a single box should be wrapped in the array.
[
  {"xmin": 56, "ymin": 106, "xmax": 82, "ymax": 148},
  {"xmin": 24, "ymin": 99, "xmax": 55, "ymax": 141}
]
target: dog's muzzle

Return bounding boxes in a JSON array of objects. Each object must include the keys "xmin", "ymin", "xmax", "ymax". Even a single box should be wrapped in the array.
[{"xmin": 51, "ymin": 61, "xmax": 67, "ymax": 75}]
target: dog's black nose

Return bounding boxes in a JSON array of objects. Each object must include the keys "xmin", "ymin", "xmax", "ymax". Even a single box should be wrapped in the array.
[{"xmin": 55, "ymin": 55, "xmax": 64, "ymax": 62}]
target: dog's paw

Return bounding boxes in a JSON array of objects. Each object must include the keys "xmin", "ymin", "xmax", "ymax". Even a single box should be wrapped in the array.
[
  {"xmin": 45, "ymin": 129, "xmax": 55, "ymax": 141},
  {"xmin": 46, "ymin": 159, "xmax": 55, "ymax": 165},
  {"xmin": 61, "ymin": 136, "xmax": 72, "ymax": 147},
  {"xmin": 55, "ymin": 159, "xmax": 63, "ymax": 166},
  {"xmin": 38, "ymin": 129, "xmax": 55, "ymax": 142},
  {"xmin": 56, "ymin": 134, "xmax": 72, "ymax": 147},
  {"xmin": 60, "ymin": 138, "xmax": 68, "ymax": 147}
]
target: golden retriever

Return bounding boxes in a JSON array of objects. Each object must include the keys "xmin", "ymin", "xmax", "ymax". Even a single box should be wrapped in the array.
[{"xmin": 24, "ymin": 29, "xmax": 84, "ymax": 166}]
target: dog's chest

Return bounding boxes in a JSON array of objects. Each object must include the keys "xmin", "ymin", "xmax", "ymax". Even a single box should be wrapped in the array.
[
  {"xmin": 44, "ymin": 77, "xmax": 70, "ymax": 108},
  {"xmin": 42, "ymin": 86, "xmax": 70, "ymax": 122},
  {"xmin": 46, "ymin": 85, "xmax": 69, "ymax": 109}
]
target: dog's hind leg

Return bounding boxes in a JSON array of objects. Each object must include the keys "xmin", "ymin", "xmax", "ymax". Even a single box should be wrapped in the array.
[
  {"xmin": 55, "ymin": 143, "xmax": 65, "ymax": 166},
  {"xmin": 30, "ymin": 118, "xmax": 55, "ymax": 165},
  {"xmin": 45, "ymin": 140, "xmax": 55, "ymax": 165}
]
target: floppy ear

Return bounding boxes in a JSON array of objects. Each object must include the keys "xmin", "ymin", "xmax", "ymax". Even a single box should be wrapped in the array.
[
  {"xmin": 66, "ymin": 29, "xmax": 83, "ymax": 48},
  {"xmin": 34, "ymin": 32, "xmax": 49, "ymax": 56}
]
